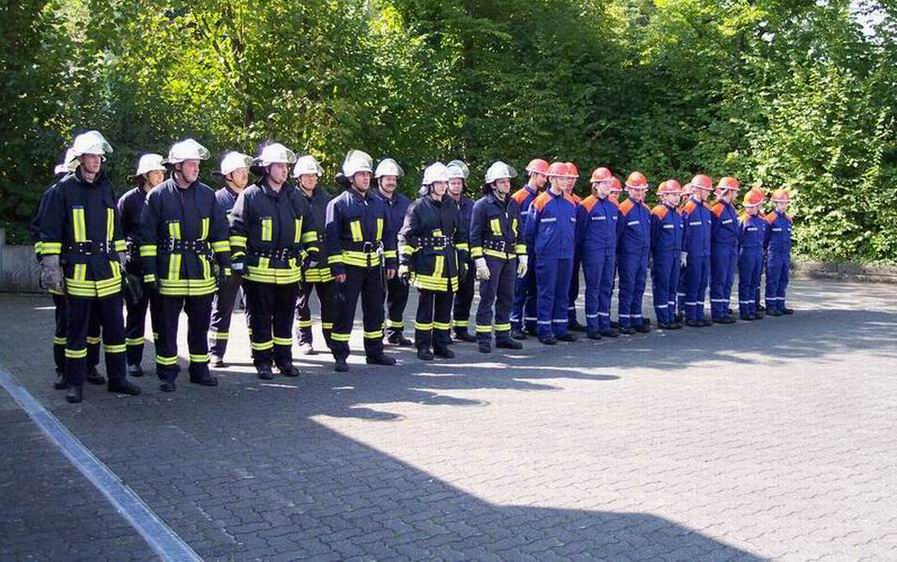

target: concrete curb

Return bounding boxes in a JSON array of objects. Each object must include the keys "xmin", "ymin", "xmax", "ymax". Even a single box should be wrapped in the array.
[{"xmin": 791, "ymin": 260, "xmax": 897, "ymax": 284}]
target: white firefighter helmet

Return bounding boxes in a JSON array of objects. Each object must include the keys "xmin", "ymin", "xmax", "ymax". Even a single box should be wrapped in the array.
[
  {"xmin": 374, "ymin": 157, "xmax": 404, "ymax": 179},
  {"xmin": 422, "ymin": 162, "xmax": 450, "ymax": 185},
  {"xmin": 134, "ymin": 153, "xmax": 166, "ymax": 177},
  {"xmin": 447, "ymin": 160, "xmax": 470, "ymax": 180},
  {"xmin": 342, "ymin": 150, "xmax": 374, "ymax": 176},
  {"xmin": 484, "ymin": 161, "xmax": 517, "ymax": 184},
  {"xmin": 54, "ymin": 148, "xmax": 77, "ymax": 175},
  {"xmin": 255, "ymin": 143, "xmax": 297, "ymax": 167},
  {"xmin": 71, "ymin": 130, "xmax": 113, "ymax": 158},
  {"xmin": 167, "ymin": 139, "xmax": 210, "ymax": 164},
  {"xmin": 292, "ymin": 154, "xmax": 324, "ymax": 178},
  {"xmin": 218, "ymin": 151, "xmax": 253, "ymax": 176}
]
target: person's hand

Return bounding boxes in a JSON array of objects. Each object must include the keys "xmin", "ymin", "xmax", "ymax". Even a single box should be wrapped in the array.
[
  {"xmin": 40, "ymin": 255, "xmax": 64, "ymax": 292},
  {"xmin": 516, "ymin": 254, "xmax": 528, "ymax": 278},
  {"xmin": 475, "ymin": 258, "xmax": 490, "ymax": 281},
  {"xmin": 680, "ymin": 251, "xmax": 688, "ymax": 268},
  {"xmin": 386, "ymin": 267, "xmax": 396, "ymax": 280},
  {"xmin": 398, "ymin": 264, "xmax": 411, "ymax": 286},
  {"xmin": 335, "ymin": 273, "xmax": 347, "ymax": 284}
]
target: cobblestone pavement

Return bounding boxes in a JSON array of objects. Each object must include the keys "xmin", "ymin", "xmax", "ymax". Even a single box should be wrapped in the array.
[{"xmin": 1, "ymin": 279, "xmax": 896, "ymax": 561}]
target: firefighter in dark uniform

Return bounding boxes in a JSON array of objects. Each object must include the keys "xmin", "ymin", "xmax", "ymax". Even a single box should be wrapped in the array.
[
  {"xmin": 208, "ymin": 151, "xmax": 253, "ymax": 367},
  {"xmin": 230, "ymin": 143, "xmax": 318, "ymax": 379},
  {"xmin": 325, "ymin": 150, "xmax": 398, "ymax": 372},
  {"xmin": 137, "ymin": 139, "xmax": 231, "ymax": 392},
  {"xmin": 371, "ymin": 158, "xmax": 412, "ymax": 346},
  {"xmin": 38, "ymin": 131, "xmax": 141, "ymax": 403},
  {"xmin": 292, "ymin": 154, "xmax": 335, "ymax": 355},
  {"xmin": 398, "ymin": 162, "xmax": 469, "ymax": 360},
  {"xmin": 446, "ymin": 160, "xmax": 477, "ymax": 343},
  {"xmin": 118, "ymin": 153, "xmax": 166, "ymax": 377},
  {"xmin": 33, "ymin": 149, "xmax": 105, "ymax": 389},
  {"xmin": 470, "ymin": 161, "xmax": 527, "ymax": 353}
]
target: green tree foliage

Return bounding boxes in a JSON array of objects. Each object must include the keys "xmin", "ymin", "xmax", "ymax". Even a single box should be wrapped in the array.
[{"xmin": 2, "ymin": 0, "xmax": 896, "ymax": 263}]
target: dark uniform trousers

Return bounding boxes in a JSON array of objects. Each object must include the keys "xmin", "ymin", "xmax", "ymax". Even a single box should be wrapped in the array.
[
  {"xmin": 156, "ymin": 294, "xmax": 213, "ymax": 382},
  {"xmin": 417, "ymin": 289, "xmax": 454, "ymax": 351},
  {"xmin": 125, "ymin": 291, "xmax": 160, "ymax": 368},
  {"xmin": 244, "ymin": 279, "xmax": 298, "ymax": 369},
  {"xmin": 209, "ymin": 272, "xmax": 249, "ymax": 359},
  {"xmin": 476, "ymin": 257, "xmax": 517, "ymax": 343},
  {"xmin": 53, "ymin": 293, "xmax": 102, "ymax": 374},
  {"xmin": 295, "ymin": 280, "xmax": 336, "ymax": 348},
  {"xmin": 66, "ymin": 294, "xmax": 127, "ymax": 387},
  {"xmin": 385, "ymin": 277, "xmax": 410, "ymax": 339},
  {"xmin": 332, "ymin": 266, "xmax": 386, "ymax": 361},
  {"xmin": 452, "ymin": 262, "xmax": 476, "ymax": 335}
]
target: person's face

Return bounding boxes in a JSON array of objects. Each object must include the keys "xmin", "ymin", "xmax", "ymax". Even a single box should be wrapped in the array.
[
  {"xmin": 776, "ymin": 200, "xmax": 789, "ymax": 212},
  {"xmin": 378, "ymin": 175, "xmax": 397, "ymax": 193},
  {"xmin": 353, "ymin": 171, "xmax": 372, "ymax": 192},
  {"xmin": 628, "ymin": 187, "xmax": 647, "ymax": 202},
  {"xmin": 662, "ymin": 193, "xmax": 680, "ymax": 207},
  {"xmin": 228, "ymin": 167, "xmax": 249, "ymax": 189},
  {"xmin": 267, "ymin": 163, "xmax": 289, "ymax": 185},
  {"xmin": 722, "ymin": 189, "xmax": 738, "ymax": 203},
  {"xmin": 178, "ymin": 160, "xmax": 200, "ymax": 183},
  {"xmin": 609, "ymin": 191, "xmax": 620, "ymax": 203},
  {"xmin": 565, "ymin": 176, "xmax": 576, "ymax": 193},
  {"xmin": 695, "ymin": 187, "xmax": 710, "ymax": 201},
  {"xmin": 299, "ymin": 173, "xmax": 318, "ymax": 191},
  {"xmin": 145, "ymin": 169, "xmax": 164, "ymax": 188},
  {"xmin": 530, "ymin": 172, "xmax": 547, "ymax": 189},
  {"xmin": 494, "ymin": 178, "xmax": 511, "ymax": 196},
  {"xmin": 80, "ymin": 154, "xmax": 102, "ymax": 175},
  {"xmin": 430, "ymin": 181, "xmax": 448, "ymax": 199},
  {"xmin": 595, "ymin": 182, "xmax": 611, "ymax": 199},
  {"xmin": 448, "ymin": 178, "xmax": 464, "ymax": 197},
  {"xmin": 746, "ymin": 204, "xmax": 760, "ymax": 216}
]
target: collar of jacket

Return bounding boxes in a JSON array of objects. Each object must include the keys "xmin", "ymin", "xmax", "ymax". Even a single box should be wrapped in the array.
[
  {"xmin": 256, "ymin": 177, "xmax": 289, "ymax": 199},
  {"xmin": 74, "ymin": 166, "xmax": 109, "ymax": 188},
  {"xmin": 487, "ymin": 191, "xmax": 508, "ymax": 208}
]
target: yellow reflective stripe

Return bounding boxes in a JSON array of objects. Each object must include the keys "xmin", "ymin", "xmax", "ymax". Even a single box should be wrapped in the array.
[
  {"xmin": 74, "ymin": 263, "xmax": 87, "ymax": 281},
  {"xmin": 328, "ymin": 254, "xmax": 345, "ymax": 265},
  {"xmin": 495, "ymin": 323, "xmax": 512, "ymax": 331},
  {"xmin": 230, "ymin": 235, "xmax": 247, "ymax": 248},
  {"xmin": 53, "ymin": 336, "xmax": 67, "ymax": 345},
  {"xmin": 168, "ymin": 221, "xmax": 181, "ymax": 240},
  {"xmin": 251, "ymin": 340, "xmax": 274, "ymax": 351},
  {"xmin": 350, "ymin": 220, "xmax": 363, "ymax": 242},
  {"xmin": 168, "ymin": 253, "xmax": 182, "ymax": 280},
  {"xmin": 294, "ymin": 218, "xmax": 303, "ymax": 244},
  {"xmin": 386, "ymin": 319, "xmax": 404, "ymax": 328},
  {"xmin": 126, "ymin": 337, "xmax": 145, "ymax": 346},
  {"xmin": 140, "ymin": 244, "xmax": 157, "ymax": 257},
  {"xmin": 86, "ymin": 336, "xmax": 101, "ymax": 345},
  {"xmin": 301, "ymin": 231, "xmax": 317, "ymax": 244},
  {"xmin": 512, "ymin": 218, "xmax": 519, "ymax": 234},
  {"xmin": 156, "ymin": 355, "xmax": 178, "ymax": 366},
  {"xmin": 470, "ymin": 246, "xmax": 483, "ymax": 258},
  {"xmin": 331, "ymin": 332, "xmax": 351, "ymax": 342},
  {"xmin": 376, "ymin": 218, "xmax": 384, "ymax": 241},
  {"xmin": 200, "ymin": 217, "xmax": 209, "ymax": 240},
  {"xmin": 453, "ymin": 319, "xmax": 469, "ymax": 328},
  {"xmin": 211, "ymin": 240, "xmax": 230, "ymax": 252},
  {"xmin": 106, "ymin": 208, "xmax": 114, "ymax": 241},
  {"xmin": 414, "ymin": 322, "xmax": 433, "ymax": 331},
  {"xmin": 433, "ymin": 255, "xmax": 445, "ymax": 278},
  {"xmin": 41, "ymin": 242, "xmax": 62, "ymax": 255},
  {"xmin": 273, "ymin": 336, "xmax": 292, "ymax": 346},
  {"xmin": 114, "ymin": 239, "xmax": 127, "ymax": 252},
  {"xmin": 296, "ymin": 320, "xmax": 313, "ymax": 328},
  {"xmin": 383, "ymin": 250, "xmax": 397, "ymax": 258},
  {"xmin": 432, "ymin": 229, "xmax": 443, "ymax": 237},
  {"xmin": 322, "ymin": 322, "xmax": 334, "ymax": 329},
  {"xmin": 189, "ymin": 353, "xmax": 209, "ymax": 363},
  {"xmin": 143, "ymin": 274, "xmax": 156, "ymax": 283},
  {"xmin": 484, "ymin": 249, "xmax": 512, "ymax": 260},
  {"xmin": 209, "ymin": 331, "xmax": 229, "ymax": 340},
  {"xmin": 475, "ymin": 325, "xmax": 493, "ymax": 334},
  {"xmin": 515, "ymin": 244, "xmax": 527, "ymax": 254},
  {"xmin": 65, "ymin": 348, "xmax": 88, "ymax": 359},
  {"xmin": 433, "ymin": 321, "xmax": 452, "ymax": 330},
  {"xmin": 34, "ymin": 241, "xmax": 43, "ymax": 255},
  {"xmin": 363, "ymin": 329, "xmax": 383, "ymax": 339},
  {"xmin": 72, "ymin": 208, "xmax": 86, "ymax": 242},
  {"xmin": 261, "ymin": 218, "xmax": 272, "ymax": 242},
  {"xmin": 400, "ymin": 245, "xmax": 415, "ymax": 256},
  {"xmin": 456, "ymin": 243, "xmax": 469, "ymax": 252},
  {"xmin": 490, "ymin": 218, "xmax": 502, "ymax": 236},
  {"xmin": 104, "ymin": 343, "xmax": 127, "ymax": 354},
  {"xmin": 201, "ymin": 255, "xmax": 210, "ymax": 279},
  {"xmin": 341, "ymin": 251, "xmax": 382, "ymax": 267}
]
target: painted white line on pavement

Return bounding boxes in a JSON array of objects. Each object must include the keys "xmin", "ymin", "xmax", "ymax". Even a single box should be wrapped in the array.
[{"xmin": 0, "ymin": 366, "xmax": 203, "ymax": 562}]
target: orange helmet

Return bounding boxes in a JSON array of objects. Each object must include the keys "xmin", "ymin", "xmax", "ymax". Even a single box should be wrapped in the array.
[
  {"xmin": 525, "ymin": 158, "xmax": 550, "ymax": 175},
  {"xmin": 547, "ymin": 161, "xmax": 567, "ymax": 177},
  {"xmin": 658, "ymin": 179, "xmax": 681, "ymax": 195},
  {"xmin": 717, "ymin": 176, "xmax": 740, "ymax": 192},
  {"xmin": 691, "ymin": 174, "xmax": 713, "ymax": 191},
  {"xmin": 743, "ymin": 188, "xmax": 765, "ymax": 207},
  {"xmin": 609, "ymin": 177, "xmax": 622, "ymax": 192},
  {"xmin": 625, "ymin": 171, "xmax": 648, "ymax": 189},
  {"xmin": 564, "ymin": 162, "xmax": 579, "ymax": 178},
  {"xmin": 771, "ymin": 189, "xmax": 791, "ymax": 202},
  {"xmin": 590, "ymin": 167, "xmax": 613, "ymax": 184}
]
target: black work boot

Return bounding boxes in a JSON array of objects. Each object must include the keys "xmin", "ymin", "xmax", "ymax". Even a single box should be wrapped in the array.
[
  {"xmin": 256, "ymin": 364, "xmax": 274, "ymax": 380},
  {"xmin": 66, "ymin": 385, "xmax": 83, "ymax": 404},
  {"xmin": 417, "ymin": 347, "xmax": 434, "ymax": 361},
  {"xmin": 54, "ymin": 369, "xmax": 68, "ymax": 390},
  {"xmin": 366, "ymin": 353, "xmax": 397, "ymax": 366},
  {"xmin": 86, "ymin": 366, "xmax": 106, "ymax": 386},
  {"xmin": 496, "ymin": 337, "xmax": 523, "ymax": 350},
  {"xmin": 108, "ymin": 379, "xmax": 142, "ymax": 396},
  {"xmin": 478, "ymin": 339, "xmax": 492, "ymax": 353},
  {"xmin": 434, "ymin": 346, "xmax": 455, "ymax": 359}
]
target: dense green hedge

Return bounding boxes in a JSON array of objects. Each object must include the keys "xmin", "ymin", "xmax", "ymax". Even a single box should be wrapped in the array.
[{"xmin": 2, "ymin": 0, "xmax": 895, "ymax": 262}]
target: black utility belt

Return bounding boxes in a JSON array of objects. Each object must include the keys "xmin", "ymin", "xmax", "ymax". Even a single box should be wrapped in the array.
[
  {"xmin": 341, "ymin": 241, "xmax": 383, "ymax": 253},
  {"xmin": 64, "ymin": 241, "xmax": 113, "ymax": 256},
  {"xmin": 162, "ymin": 239, "xmax": 209, "ymax": 253},
  {"xmin": 482, "ymin": 239, "xmax": 510, "ymax": 252},
  {"xmin": 415, "ymin": 236, "xmax": 452, "ymax": 249},
  {"xmin": 250, "ymin": 248, "xmax": 300, "ymax": 261}
]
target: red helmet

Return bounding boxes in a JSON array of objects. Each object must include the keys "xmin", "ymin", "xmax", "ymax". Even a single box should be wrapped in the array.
[
  {"xmin": 717, "ymin": 176, "xmax": 740, "ymax": 192},
  {"xmin": 525, "ymin": 158, "xmax": 550, "ymax": 175},
  {"xmin": 565, "ymin": 162, "xmax": 579, "ymax": 178},
  {"xmin": 590, "ymin": 167, "xmax": 613, "ymax": 184},
  {"xmin": 743, "ymin": 188, "xmax": 765, "ymax": 207},
  {"xmin": 691, "ymin": 174, "xmax": 713, "ymax": 191},
  {"xmin": 547, "ymin": 161, "xmax": 567, "ymax": 177},
  {"xmin": 625, "ymin": 171, "xmax": 648, "ymax": 189},
  {"xmin": 608, "ymin": 177, "xmax": 623, "ymax": 192},
  {"xmin": 658, "ymin": 179, "xmax": 681, "ymax": 195},
  {"xmin": 771, "ymin": 189, "xmax": 791, "ymax": 202}
]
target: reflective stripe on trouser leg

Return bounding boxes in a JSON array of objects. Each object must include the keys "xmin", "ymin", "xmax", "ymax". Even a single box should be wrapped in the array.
[
  {"xmin": 433, "ymin": 290, "xmax": 454, "ymax": 350},
  {"xmin": 96, "ymin": 292, "xmax": 127, "ymax": 383},
  {"xmin": 385, "ymin": 276, "xmax": 409, "ymax": 337},
  {"xmin": 53, "ymin": 293, "xmax": 67, "ymax": 373},
  {"xmin": 244, "ymin": 279, "xmax": 276, "ymax": 367},
  {"xmin": 361, "ymin": 269, "xmax": 386, "ymax": 358},
  {"xmin": 475, "ymin": 257, "xmax": 504, "ymax": 342},
  {"xmin": 493, "ymin": 257, "xmax": 516, "ymax": 342},
  {"xmin": 125, "ymin": 290, "xmax": 149, "ymax": 367},
  {"xmin": 330, "ymin": 268, "xmax": 367, "ymax": 361},
  {"xmin": 209, "ymin": 272, "xmax": 241, "ymax": 357},
  {"xmin": 185, "ymin": 294, "xmax": 213, "ymax": 377},
  {"xmin": 415, "ymin": 289, "xmax": 435, "ymax": 350},
  {"xmin": 63, "ymin": 295, "xmax": 92, "ymax": 386},
  {"xmin": 271, "ymin": 283, "xmax": 299, "ymax": 369},
  {"xmin": 86, "ymin": 308, "xmax": 101, "ymax": 368},
  {"xmin": 452, "ymin": 262, "xmax": 475, "ymax": 333}
]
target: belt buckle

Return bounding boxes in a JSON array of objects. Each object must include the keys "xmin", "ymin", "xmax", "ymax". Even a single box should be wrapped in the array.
[{"xmin": 82, "ymin": 240, "xmax": 94, "ymax": 256}]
